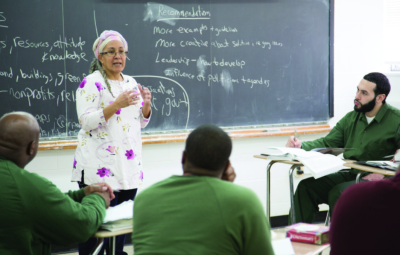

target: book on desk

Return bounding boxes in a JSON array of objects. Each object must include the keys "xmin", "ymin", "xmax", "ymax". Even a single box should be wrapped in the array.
[
  {"xmin": 262, "ymin": 147, "xmax": 351, "ymax": 179},
  {"xmin": 100, "ymin": 200, "xmax": 134, "ymax": 231},
  {"xmin": 286, "ymin": 223, "xmax": 329, "ymax": 245}
]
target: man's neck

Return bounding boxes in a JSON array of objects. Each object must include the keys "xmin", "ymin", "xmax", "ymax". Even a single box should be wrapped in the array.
[
  {"xmin": 366, "ymin": 103, "xmax": 384, "ymax": 117},
  {"xmin": 183, "ymin": 167, "xmax": 223, "ymax": 179},
  {"xmin": 0, "ymin": 151, "xmax": 25, "ymax": 169}
]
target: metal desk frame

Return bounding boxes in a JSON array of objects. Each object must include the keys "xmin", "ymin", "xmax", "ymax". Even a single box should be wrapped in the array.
[
  {"xmin": 91, "ymin": 228, "xmax": 133, "ymax": 255},
  {"xmin": 344, "ymin": 162, "xmax": 396, "ymax": 183},
  {"xmin": 255, "ymin": 155, "xmax": 303, "ymax": 224},
  {"xmin": 257, "ymin": 156, "xmax": 396, "ymax": 225}
]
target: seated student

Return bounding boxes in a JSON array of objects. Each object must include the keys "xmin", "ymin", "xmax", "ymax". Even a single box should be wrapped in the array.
[
  {"xmin": 0, "ymin": 112, "xmax": 115, "ymax": 255},
  {"xmin": 132, "ymin": 124, "xmax": 274, "ymax": 255},
  {"xmin": 329, "ymin": 168, "xmax": 400, "ymax": 255},
  {"xmin": 285, "ymin": 72, "xmax": 400, "ymax": 224}
]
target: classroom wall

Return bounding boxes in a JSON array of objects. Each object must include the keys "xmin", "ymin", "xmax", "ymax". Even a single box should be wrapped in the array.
[{"xmin": 25, "ymin": 0, "xmax": 400, "ymax": 217}]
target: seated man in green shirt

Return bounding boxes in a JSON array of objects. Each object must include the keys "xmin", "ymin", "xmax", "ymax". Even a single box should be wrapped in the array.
[
  {"xmin": 0, "ymin": 112, "xmax": 115, "ymax": 255},
  {"xmin": 132, "ymin": 124, "xmax": 274, "ymax": 255},
  {"xmin": 286, "ymin": 72, "xmax": 400, "ymax": 224}
]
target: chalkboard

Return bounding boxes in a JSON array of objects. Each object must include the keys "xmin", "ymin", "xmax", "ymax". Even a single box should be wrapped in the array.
[{"xmin": 0, "ymin": 0, "xmax": 332, "ymax": 138}]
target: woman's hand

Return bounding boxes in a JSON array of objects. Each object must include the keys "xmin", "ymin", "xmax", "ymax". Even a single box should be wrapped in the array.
[
  {"xmin": 138, "ymin": 84, "xmax": 152, "ymax": 118},
  {"xmin": 114, "ymin": 89, "xmax": 141, "ymax": 109},
  {"xmin": 138, "ymin": 84, "xmax": 151, "ymax": 106},
  {"xmin": 103, "ymin": 89, "xmax": 140, "ymax": 121}
]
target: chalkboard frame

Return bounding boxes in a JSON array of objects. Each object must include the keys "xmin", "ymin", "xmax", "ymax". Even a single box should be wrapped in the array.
[{"xmin": 329, "ymin": 0, "xmax": 334, "ymax": 118}]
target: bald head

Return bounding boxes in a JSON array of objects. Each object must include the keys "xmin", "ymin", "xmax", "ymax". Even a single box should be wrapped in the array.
[{"xmin": 0, "ymin": 112, "xmax": 40, "ymax": 168}]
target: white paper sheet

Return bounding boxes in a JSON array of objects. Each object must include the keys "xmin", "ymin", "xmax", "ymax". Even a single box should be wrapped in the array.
[
  {"xmin": 272, "ymin": 238, "xmax": 295, "ymax": 255},
  {"xmin": 102, "ymin": 200, "xmax": 134, "ymax": 223}
]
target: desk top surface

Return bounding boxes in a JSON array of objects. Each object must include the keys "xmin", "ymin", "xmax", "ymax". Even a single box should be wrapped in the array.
[
  {"xmin": 93, "ymin": 228, "xmax": 133, "ymax": 238},
  {"xmin": 253, "ymin": 155, "xmax": 303, "ymax": 165},
  {"xmin": 94, "ymin": 222, "xmax": 328, "ymax": 254},
  {"xmin": 254, "ymin": 155, "xmax": 396, "ymax": 176},
  {"xmin": 343, "ymin": 162, "xmax": 396, "ymax": 176}
]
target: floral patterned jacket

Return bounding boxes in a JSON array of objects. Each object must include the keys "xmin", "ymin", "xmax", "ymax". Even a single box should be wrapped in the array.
[{"xmin": 71, "ymin": 70, "xmax": 151, "ymax": 190}]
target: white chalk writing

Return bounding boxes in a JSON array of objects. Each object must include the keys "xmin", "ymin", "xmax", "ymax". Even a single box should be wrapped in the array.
[
  {"xmin": 0, "ymin": 12, "xmax": 8, "ymax": 28},
  {"xmin": 0, "ymin": 67, "xmax": 13, "ymax": 78},
  {"xmin": 158, "ymin": 5, "xmax": 211, "ymax": 18}
]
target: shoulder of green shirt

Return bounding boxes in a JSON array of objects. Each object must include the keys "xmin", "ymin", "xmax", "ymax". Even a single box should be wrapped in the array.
[{"xmin": 385, "ymin": 103, "xmax": 400, "ymax": 118}]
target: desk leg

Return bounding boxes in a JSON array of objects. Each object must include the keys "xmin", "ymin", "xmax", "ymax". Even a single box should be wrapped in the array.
[
  {"xmin": 289, "ymin": 165, "xmax": 298, "ymax": 224},
  {"xmin": 108, "ymin": 236, "xmax": 116, "ymax": 255},
  {"xmin": 355, "ymin": 171, "xmax": 364, "ymax": 183},
  {"xmin": 266, "ymin": 161, "xmax": 276, "ymax": 224},
  {"xmin": 91, "ymin": 238, "xmax": 104, "ymax": 255}
]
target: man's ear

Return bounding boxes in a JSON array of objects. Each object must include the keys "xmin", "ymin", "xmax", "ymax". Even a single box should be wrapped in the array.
[
  {"xmin": 181, "ymin": 151, "xmax": 186, "ymax": 165},
  {"xmin": 376, "ymin": 94, "xmax": 386, "ymax": 104},
  {"xmin": 27, "ymin": 141, "xmax": 36, "ymax": 156}
]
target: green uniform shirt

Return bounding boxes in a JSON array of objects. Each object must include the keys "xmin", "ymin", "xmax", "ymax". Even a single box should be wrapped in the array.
[
  {"xmin": 132, "ymin": 175, "xmax": 274, "ymax": 255},
  {"xmin": 302, "ymin": 103, "xmax": 400, "ymax": 161},
  {"xmin": 0, "ymin": 157, "xmax": 107, "ymax": 255}
]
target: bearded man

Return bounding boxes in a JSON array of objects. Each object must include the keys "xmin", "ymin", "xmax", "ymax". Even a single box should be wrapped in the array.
[{"xmin": 285, "ymin": 72, "xmax": 400, "ymax": 224}]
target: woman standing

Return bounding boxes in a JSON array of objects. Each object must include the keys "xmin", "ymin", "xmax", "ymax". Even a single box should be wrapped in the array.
[{"xmin": 72, "ymin": 30, "xmax": 151, "ymax": 255}]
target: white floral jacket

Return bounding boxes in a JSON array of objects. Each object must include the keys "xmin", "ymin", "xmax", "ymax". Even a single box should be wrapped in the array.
[{"xmin": 71, "ymin": 71, "xmax": 151, "ymax": 190}]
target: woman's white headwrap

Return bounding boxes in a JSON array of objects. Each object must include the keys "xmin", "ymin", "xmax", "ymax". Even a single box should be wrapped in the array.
[{"xmin": 92, "ymin": 30, "xmax": 128, "ymax": 59}]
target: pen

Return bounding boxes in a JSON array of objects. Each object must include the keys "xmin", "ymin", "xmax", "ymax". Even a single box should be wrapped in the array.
[
  {"xmin": 92, "ymin": 184, "xmax": 120, "ymax": 192},
  {"xmin": 294, "ymin": 128, "xmax": 297, "ymax": 142}
]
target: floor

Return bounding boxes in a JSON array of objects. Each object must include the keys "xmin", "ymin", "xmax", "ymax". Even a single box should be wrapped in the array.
[{"xmin": 60, "ymin": 225, "xmax": 330, "ymax": 255}]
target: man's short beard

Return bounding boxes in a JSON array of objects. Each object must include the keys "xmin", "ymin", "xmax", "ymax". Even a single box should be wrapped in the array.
[{"xmin": 354, "ymin": 96, "xmax": 377, "ymax": 113}]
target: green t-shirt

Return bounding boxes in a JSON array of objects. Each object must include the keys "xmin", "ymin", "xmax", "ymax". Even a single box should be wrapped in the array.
[
  {"xmin": 0, "ymin": 157, "xmax": 106, "ymax": 255},
  {"xmin": 132, "ymin": 175, "xmax": 274, "ymax": 255},
  {"xmin": 302, "ymin": 103, "xmax": 400, "ymax": 161}
]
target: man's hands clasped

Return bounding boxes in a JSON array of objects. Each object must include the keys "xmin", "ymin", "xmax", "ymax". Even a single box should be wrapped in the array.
[{"xmin": 84, "ymin": 183, "xmax": 115, "ymax": 208}]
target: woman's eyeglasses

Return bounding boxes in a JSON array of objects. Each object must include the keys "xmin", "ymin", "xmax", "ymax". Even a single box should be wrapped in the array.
[{"xmin": 100, "ymin": 50, "xmax": 128, "ymax": 57}]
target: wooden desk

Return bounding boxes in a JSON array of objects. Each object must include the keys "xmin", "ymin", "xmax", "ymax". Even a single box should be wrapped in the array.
[
  {"xmin": 91, "ymin": 228, "xmax": 133, "ymax": 255},
  {"xmin": 343, "ymin": 162, "xmax": 396, "ymax": 183},
  {"xmin": 292, "ymin": 242, "xmax": 329, "ymax": 255},
  {"xmin": 254, "ymin": 155, "xmax": 303, "ymax": 224}
]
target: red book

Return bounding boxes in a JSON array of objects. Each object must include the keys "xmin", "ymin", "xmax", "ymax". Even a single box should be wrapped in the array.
[{"xmin": 286, "ymin": 223, "xmax": 329, "ymax": 245}]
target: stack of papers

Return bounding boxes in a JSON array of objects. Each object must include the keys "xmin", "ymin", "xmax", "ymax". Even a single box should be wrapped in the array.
[
  {"xmin": 262, "ymin": 147, "xmax": 314, "ymax": 161},
  {"xmin": 262, "ymin": 147, "xmax": 349, "ymax": 179},
  {"xmin": 312, "ymin": 148, "xmax": 355, "ymax": 156},
  {"xmin": 101, "ymin": 219, "xmax": 133, "ymax": 231},
  {"xmin": 355, "ymin": 161, "xmax": 399, "ymax": 171},
  {"xmin": 100, "ymin": 200, "xmax": 134, "ymax": 231}
]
